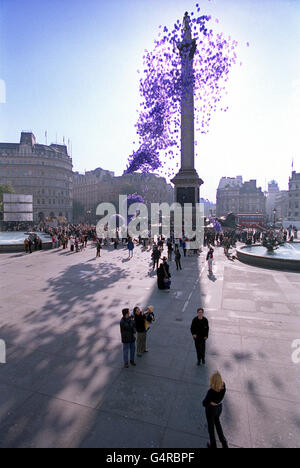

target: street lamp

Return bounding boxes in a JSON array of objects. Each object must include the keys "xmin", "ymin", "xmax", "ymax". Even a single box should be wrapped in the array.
[
  {"xmin": 273, "ymin": 208, "xmax": 277, "ymax": 226},
  {"xmin": 86, "ymin": 210, "xmax": 91, "ymax": 225}
]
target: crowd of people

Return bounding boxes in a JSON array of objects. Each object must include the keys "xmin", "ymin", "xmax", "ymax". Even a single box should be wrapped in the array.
[
  {"xmin": 204, "ymin": 225, "xmax": 298, "ymax": 248},
  {"xmin": 21, "ymin": 223, "xmax": 97, "ymax": 254},
  {"xmin": 21, "ymin": 222, "xmax": 299, "ymax": 283},
  {"xmin": 24, "ymin": 233, "xmax": 43, "ymax": 253}
]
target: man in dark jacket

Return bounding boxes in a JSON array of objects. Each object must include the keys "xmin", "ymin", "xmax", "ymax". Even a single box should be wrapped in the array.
[
  {"xmin": 133, "ymin": 306, "xmax": 147, "ymax": 356},
  {"xmin": 175, "ymin": 246, "xmax": 182, "ymax": 270},
  {"xmin": 120, "ymin": 308, "xmax": 136, "ymax": 368},
  {"xmin": 190, "ymin": 308, "xmax": 209, "ymax": 365},
  {"xmin": 152, "ymin": 245, "xmax": 161, "ymax": 270}
]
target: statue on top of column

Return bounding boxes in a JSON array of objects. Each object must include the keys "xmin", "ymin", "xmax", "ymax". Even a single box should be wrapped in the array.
[{"xmin": 183, "ymin": 12, "xmax": 192, "ymax": 40}]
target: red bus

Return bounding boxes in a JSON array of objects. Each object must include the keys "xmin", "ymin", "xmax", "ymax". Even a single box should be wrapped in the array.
[{"xmin": 236, "ymin": 213, "xmax": 265, "ymax": 228}]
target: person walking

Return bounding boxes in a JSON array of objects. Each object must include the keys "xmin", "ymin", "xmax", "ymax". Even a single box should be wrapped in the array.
[
  {"xmin": 133, "ymin": 306, "xmax": 147, "ymax": 357},
  {"xmin": 158, "ymin": 237, "xmax": 164, "ymax": 252},
  {"xmin": 152, "ymin": 245, "xmax": 161, "ymax": 270},
  {"xmin": 175, "ymin": 246, "xmax": 182, "ymax": 271},
  {"xmin": 190, "ymin": 308, "xmax": 209, "ymax": 365},
  {"xmin": 96, "ymin": 238, "xmax": 102, "ymax": 258},
  {"xmin": 28, "ymin": 237, "xmax": 33, "ymax": 254},
  {"xmin": 202, "ymin": 372, "xmax": 228, "ymax": 449},
  {"xmin": 120, "ymin": 308, "xmax": 136, "ymax": 368},
  {"xmin": 128, "ymin": 238, "xmax": 134, "ymax": 258},
  {"xmin": 24, "ymin": 238, "xmax": 29, "ymax": 253},
  {"xmin": 167, "ymin": 240, "xmax": 173, "ymax": 262},
  {"xmin": 207, "ymin": 247, "xmax": 214, "ymax": 275}
]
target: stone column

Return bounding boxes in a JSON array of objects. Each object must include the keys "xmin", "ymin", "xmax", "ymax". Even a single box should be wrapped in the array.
[{"xmin": 171, "ymin": 12, "xmax": 203, "ymax": 207}]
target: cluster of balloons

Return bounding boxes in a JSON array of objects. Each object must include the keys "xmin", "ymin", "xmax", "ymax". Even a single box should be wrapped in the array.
[{"xmin": 125, "ymin": 4, "xmax": 239, "ymax": 178}]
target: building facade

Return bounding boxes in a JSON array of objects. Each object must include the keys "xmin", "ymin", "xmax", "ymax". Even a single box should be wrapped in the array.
[
  {"xmin": 73, "ymin": 169, "xmax": 174, "ymax": 222},
  {"xmin": 113, "ymin": 173, "xmax": 174, "ymax": 208},
  {"xmin": 0, "ymin": 132, "xmax": 73, "ymax": 222},
  {"xmin": 275, "ymin": 190, "xmax": 289, "ymax": 222},
  {"xmin": 239, "ymin": 180, "xmax": 266, "ymax": 214},
  {"xmin": 216, "ymin": 176, "xmax": 266, "ymax": 218},
  {"xmin": 200, "ymin": 198, "xmax": 216, "ymax": 218},
  {"xmin": 288, "ymin": 171, "xmax": 300, "ymax": 221},
  {"xmin": 73, "ymin": 167, "xmax": 115, "ymax": 221},
  {"xmin": 216, "ymin": 176, "xmax": 243, "ymax": 217},
  {"xmin": 266, "ymin": 180, "xmax": 280, "ymax": 223}
]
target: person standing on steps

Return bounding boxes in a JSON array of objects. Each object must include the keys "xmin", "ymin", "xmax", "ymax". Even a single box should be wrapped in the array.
[
  {"xmin": 190, "ymin": 308, "xmax": 209, "ymax": 365},
  {"xmin": 202, "ymin": 372, "xmax": 228, "ymax": 449}
]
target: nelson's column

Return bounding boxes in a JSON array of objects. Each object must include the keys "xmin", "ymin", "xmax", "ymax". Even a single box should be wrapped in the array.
[{"xmin": 171, "ymin": 12, "xmax": 204, "ymax": 208}]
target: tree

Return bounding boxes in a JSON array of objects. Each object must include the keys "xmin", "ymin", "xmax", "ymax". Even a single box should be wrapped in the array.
[{"xmin": 0, "ymin": 183, "xmax": 14, "ymax": 220}]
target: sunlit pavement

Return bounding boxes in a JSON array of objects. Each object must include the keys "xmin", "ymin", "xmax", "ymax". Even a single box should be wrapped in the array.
[{"xmin": 0, "ymin": 242, "xmax": 299, "ymax": 448}]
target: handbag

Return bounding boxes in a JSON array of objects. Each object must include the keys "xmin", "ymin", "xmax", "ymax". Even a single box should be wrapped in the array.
[{"xmin": 164, "ymin": 278, "xmax": 171, "ymax": 287}]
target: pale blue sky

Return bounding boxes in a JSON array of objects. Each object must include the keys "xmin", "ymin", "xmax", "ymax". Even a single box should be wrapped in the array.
[{"xmin": 0, "ymin": 0, "xmax": 299, "ymax": 201}]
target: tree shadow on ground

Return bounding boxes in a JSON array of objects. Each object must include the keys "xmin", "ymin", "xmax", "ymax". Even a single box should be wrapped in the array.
[{"xmin": 0, "ymin": 259, "xmax": 131, "ymax": 447}]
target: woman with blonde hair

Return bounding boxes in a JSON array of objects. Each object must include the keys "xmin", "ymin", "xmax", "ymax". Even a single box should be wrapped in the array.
[{"xmin": 202, "ymin": 371, "xmax": 228, "ymax": 449}]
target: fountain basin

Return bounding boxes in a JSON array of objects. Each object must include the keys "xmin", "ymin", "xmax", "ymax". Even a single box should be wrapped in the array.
[
  {"xmin": 236, "ymin": 243, "xmax": 300, "ymax": 272},
  {"xmin": 0, "ymin": 232, "xmax": 53, "ymax": 253}
]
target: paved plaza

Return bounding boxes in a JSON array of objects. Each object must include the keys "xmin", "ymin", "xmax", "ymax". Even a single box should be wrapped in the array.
[{"xmin": 0, "ymin": 242, "xmax": 299, "ymax": 448}]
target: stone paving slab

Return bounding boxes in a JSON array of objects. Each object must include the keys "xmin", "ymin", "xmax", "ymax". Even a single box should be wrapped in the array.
[
  {"xmin": 96, "ymin": 371, "xmax": 178, "ymax": 427},
  {"xmin": 0, "ymin": 382, "xmax": 33, "ymax": 426},
  {"xmin": 78, "ymin": 410, "xmax": 165, "ymax": 449},
  {"xmin": 241, "ymin": 359, "xmax": 300, "ymax": 403},
  {"xmin": 246, "ymin": 396, "xmax": 300, "ymax": 449},
  {"xmin": 161, "ymin": 428, "xmax": 208, "ymax": 449},
  {"xmin": 38, "ymin": 361, "xmax": 122, "ymax": 409},
  {"xmin": 182, "ymin": 351, "xmax": 245, "ymax": 393},
  {"xmin": 0, "ymin": 392, "xmax": 96, "ymax": 448}
]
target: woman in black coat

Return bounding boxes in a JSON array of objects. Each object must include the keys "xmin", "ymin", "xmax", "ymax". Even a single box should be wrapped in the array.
[
  {"xmin": 203, "ymin": 371, "xmax": 228, "ymax": 449},
  {"xmin": 157, "ymin": 257, "xmax": 171, "ymax": 290}
]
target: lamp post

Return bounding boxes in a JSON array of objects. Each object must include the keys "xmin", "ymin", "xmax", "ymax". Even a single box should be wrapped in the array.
[
  {"xmin": 86, "ymin": 210, "xmax": 91, "ymax": 225},
  {"xmin": 273, "ymin": 208, "xmax": 277, "ymax": 226}
]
